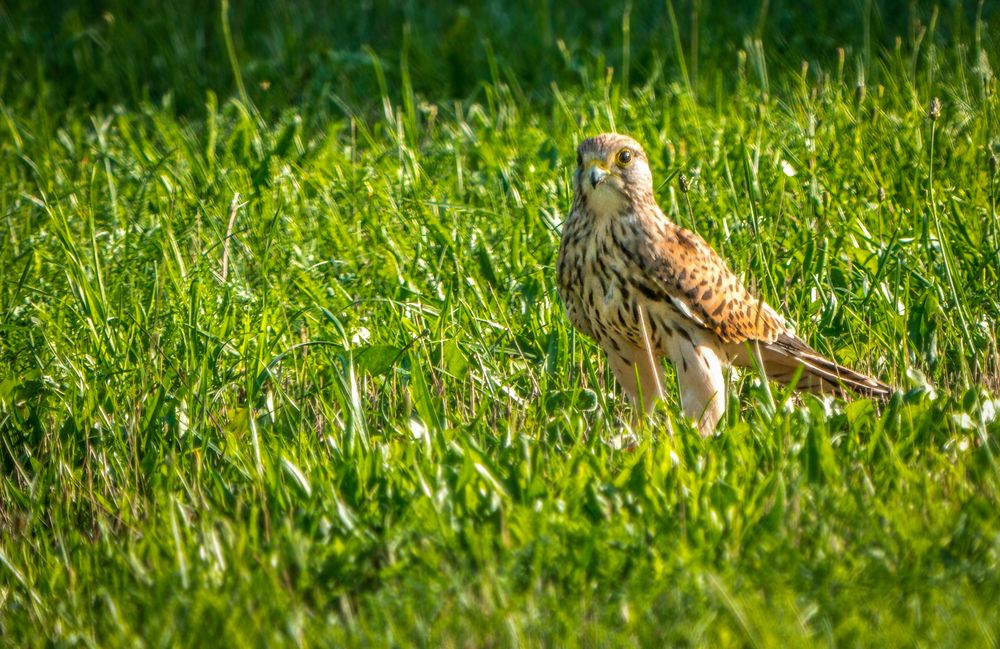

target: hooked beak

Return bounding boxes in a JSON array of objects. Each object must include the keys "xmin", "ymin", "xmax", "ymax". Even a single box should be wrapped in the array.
[{"xmin": 587, "ymin": 162, "xmax": 609, "ymax": 189}]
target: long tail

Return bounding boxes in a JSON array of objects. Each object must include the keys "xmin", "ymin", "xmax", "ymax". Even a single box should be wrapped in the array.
[{"xmin": 756, "ymin": 333, "xmax": 892, "ymax": 399}]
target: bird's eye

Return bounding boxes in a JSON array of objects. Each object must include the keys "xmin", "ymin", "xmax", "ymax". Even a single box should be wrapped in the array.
[
  {"xmin": 576, "ymin": 152, "xmax": 583, "ymax": 167},
  {"xmin": 616, "ymin": 148, "xmax": 633, "ymax": 166}
]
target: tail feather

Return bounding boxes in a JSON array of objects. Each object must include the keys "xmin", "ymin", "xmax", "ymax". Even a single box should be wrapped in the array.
[{"xmin": 759, "ymin": 333, "xmax": 892, "ymax": 399}]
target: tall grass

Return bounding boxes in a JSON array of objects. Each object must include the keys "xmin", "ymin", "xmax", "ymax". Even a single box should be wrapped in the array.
[{"xmin": 1, "ymin": 1, "xmax": 999, "ymax": 646}]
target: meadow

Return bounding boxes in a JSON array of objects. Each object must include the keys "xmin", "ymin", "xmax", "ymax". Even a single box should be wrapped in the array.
[{"xmin": 1, "ymin": 1, "xmax": 999, "ymax": 646}]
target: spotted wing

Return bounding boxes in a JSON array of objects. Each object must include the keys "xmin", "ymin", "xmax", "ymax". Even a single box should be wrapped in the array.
[{"xmin": 635, "ymin": 224, "xmax": 786, "ymax": 344}]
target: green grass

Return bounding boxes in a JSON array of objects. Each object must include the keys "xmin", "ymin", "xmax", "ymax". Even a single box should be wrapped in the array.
[{"xmin": 2, "ymin": 1, "xmax": 1000, "ymax": 646}]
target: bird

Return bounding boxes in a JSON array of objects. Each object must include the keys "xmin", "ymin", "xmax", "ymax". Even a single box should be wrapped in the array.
[{"xmin": 556, "ymin": 133, "xmax": 891, "ymax": 435}]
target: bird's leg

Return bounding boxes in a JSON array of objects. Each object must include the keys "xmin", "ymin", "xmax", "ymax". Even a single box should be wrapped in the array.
[
  {"xmin": 605, "ymin": 349, "xmax": 664, "ymax": 450},
  {"xmin": 607, "ymin": 349, "xmax": 664, "ymax": 424},
  {"xmin": 670, "ymin": 338, "xmax": 726, "ymax": 436}
]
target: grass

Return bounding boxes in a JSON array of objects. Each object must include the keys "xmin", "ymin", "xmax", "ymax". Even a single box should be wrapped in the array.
[{"xmin": 2, "ymin": 0, "xmax": 1000, "ymax": 646}]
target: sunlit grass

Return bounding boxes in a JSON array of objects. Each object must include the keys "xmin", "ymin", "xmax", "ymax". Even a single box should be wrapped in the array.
[{"xmin": 1, "ymin": 1, "xmax": 999, "ymax": 646}]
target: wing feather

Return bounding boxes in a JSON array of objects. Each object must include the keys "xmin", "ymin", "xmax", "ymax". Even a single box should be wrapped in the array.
[{"xmin": 632, "ymin": 222, "xmax": 785, "ymax": 344}]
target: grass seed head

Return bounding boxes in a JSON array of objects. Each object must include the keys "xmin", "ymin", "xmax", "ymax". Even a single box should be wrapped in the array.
[{"xmin": 928, "ymin": 97, "xmax": 941, "ymax": 121}]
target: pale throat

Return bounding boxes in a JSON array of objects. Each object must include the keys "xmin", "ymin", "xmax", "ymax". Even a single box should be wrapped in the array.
[{"xmin": 585, "ymin": 184, "xmax": 629, "ymax": 218}]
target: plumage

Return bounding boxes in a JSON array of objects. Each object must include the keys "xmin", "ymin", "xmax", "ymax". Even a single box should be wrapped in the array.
[{"xmin": 557, "ymin": 133, "xmax": 891, "ymax": 435}]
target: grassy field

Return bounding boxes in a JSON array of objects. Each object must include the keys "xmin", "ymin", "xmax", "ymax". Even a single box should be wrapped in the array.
[{"xmin": 2, "ymin": 1, "xmax": 1000, "ymax": 646}]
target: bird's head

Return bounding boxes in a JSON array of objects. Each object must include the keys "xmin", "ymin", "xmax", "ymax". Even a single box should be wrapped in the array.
[{"xmin": 574, "ymin": 133, "xmax": 654, "ymax": 214}]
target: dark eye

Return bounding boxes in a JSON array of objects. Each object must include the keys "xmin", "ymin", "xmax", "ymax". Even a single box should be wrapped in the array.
[
  {"xmin": 616, "ymin": 148, "xmax": 633, "ymax": 166},
  {"xmin": 576, "ymin": 151, "xmax": 583, "ymax": 167}
]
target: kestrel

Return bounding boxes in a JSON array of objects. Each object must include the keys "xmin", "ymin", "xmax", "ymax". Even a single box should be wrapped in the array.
[{"xmin": 557, "ymin": 133, "xmax": 890, "ymax": 435}]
